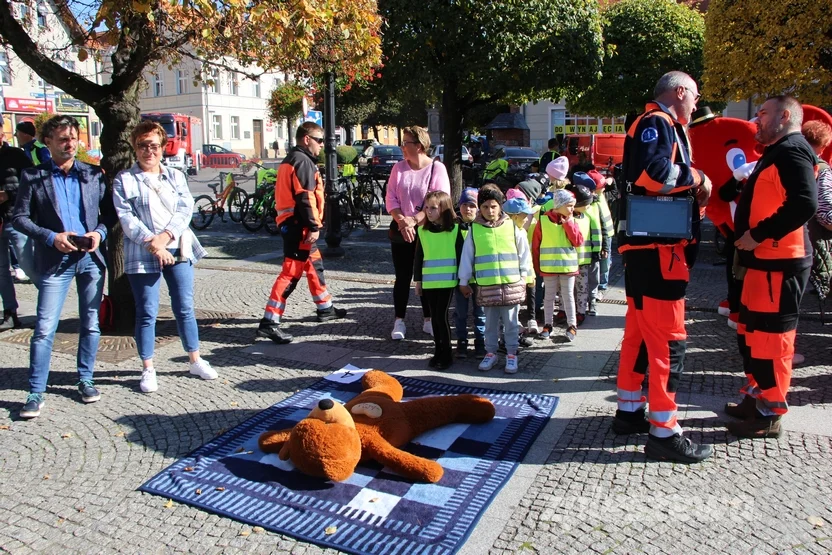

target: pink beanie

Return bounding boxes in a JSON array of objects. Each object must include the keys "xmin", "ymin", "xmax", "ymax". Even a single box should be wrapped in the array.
[{"xmin": 546, "ymin": 157, "xmax": 569, "ymax": 181}]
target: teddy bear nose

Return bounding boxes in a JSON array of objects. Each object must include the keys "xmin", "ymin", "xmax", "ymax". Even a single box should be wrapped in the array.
[{"xmin": 318, "ymin": 398, "xmax": 334, "ymax": 411}]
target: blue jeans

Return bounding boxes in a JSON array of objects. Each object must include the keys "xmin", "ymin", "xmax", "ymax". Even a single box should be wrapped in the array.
[
  {"xmin": 29, "ymin": 253, "xmax": 104, "ymax": 394},
  {"xmin": 0, "ymin": 225, "xmax": 18, "ymax": 311},
  {"xmin": 454, "ymin": 287, "xmax": 485, "ymax": 344},
  {"xmin": 7, "ymin": 227, "xmax": 39, "ymax": 286},
  {"xmin": 599, "ymin": 236, "xmax": 613, "ymax": 289},
  {"xmin": 127, "ymin": 261, "xmax": 199, "ymax": 361}
]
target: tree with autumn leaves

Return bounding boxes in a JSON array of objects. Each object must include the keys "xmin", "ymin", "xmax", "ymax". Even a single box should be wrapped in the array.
[
  {"xmin": 703, "ymin": 0, "xmax": 832, "ymax": 104},
  {"xmin": 0, "ymin": 0, "xmax": 381, "ymax": 326}
]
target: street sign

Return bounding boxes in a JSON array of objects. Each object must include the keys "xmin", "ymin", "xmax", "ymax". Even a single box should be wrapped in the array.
[{"xmin": 305, "ymin": 110, "xmax": 323, "ymax": 126}]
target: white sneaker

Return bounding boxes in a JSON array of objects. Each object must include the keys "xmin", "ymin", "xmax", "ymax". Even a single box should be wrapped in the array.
[
  {"xmin": 478, "ymin": 353, "xmax": 498, "ymax": 372},
  {"xmin": 423, "ymin": 319, "xmax": 434, "ymax": 336},
  {"xmin": 504, "ymin": 354, "xmax": 518, "ymax": 374},
  {"xmin": 189, "ymin": 358, "xmax": 218, "ymax": 380},
  {"xmin": 13, "ymin": 268, "xmax": 27, "ymax": 281},
  {"xmin": 391, "ymin": 319, "xmax": 406, "ymax": 340},
  {"xmin": 140, "ymin": 367, "xmax": 158, "ymax": 393},
  {"xmin": 526, "ymin": 319, "xmax": 539, "ymax": 334},
  {"xmin": 793, "ymin": 353, "xmax": 805, "ymax": 365}
]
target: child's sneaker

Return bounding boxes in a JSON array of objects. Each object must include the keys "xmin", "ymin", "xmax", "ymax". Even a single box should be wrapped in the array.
[
  {"xmin": 539, "ymin": 324, "xmax": 552, "ymax": 339},
  {"xmin": 456, "ymin": 341, "xmax": 468, "ymax": 359},
  {"xmin": 504, "ymin": 354, "xmax": 518, "ymax": 374},
  {"xmin": 422, "ymin": 319, "xmax": 434, "ymax": 336},
  {"xmin": 576, "ymin": 313, "xmax": 586, "ymax": 326},
  {"xmin": 474, "ymin": 341, "xmax": 487, "ymax": 358},
  {"xmin": 564, "ymin": 325, "xmax": 577, "ymax": 342},
  {"xmin": 555, "ymin": 311, "xmax": 566, "ymax": 324},
  {"xmin": 140, "ymin": 367, "xmax": 158, "ymax": 393},
  {"xmin": 478, "ymin": 353, "xmax": 498, "ymax": 371},
  {"xmin": 587, "ymin": 301, "xmax": 598, "ymax": 315},
  {"xmin": 526, "ymin": 319, "xmax": 540, "ymax": 334},
  {"xmin": 519, "ymin": 335, "xmax": 534, "ymax": 347}
]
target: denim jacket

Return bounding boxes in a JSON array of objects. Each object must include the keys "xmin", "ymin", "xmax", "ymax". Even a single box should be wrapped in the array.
[{"xmin": 112, "ymin": 163, "xmax": 206, "ymax": 274}]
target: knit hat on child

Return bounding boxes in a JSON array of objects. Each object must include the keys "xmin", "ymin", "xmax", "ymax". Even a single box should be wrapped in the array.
[
  {"xmin": 516, "ymin": 179, "xmax": 542, "ymax": 203},
  {"xmin": 552, "ymin": 189, "xmax": 576, "ymax": 210},
  {"xmin": 477, "ymin": 186, "xmax": 505, "ymax": 208},
  {"xmin": 566, "ymin": 184, "xmax": 592, "ymax": 207},
  {"xmin": 572, "ymin": 171, "xmax": 597, "ymax": 191},
  {"xmin": 459, "ymin": 187, "xmax": 478, "ymax": 206},
  {"xmin": 546, "ymin": 157, "xmax": 569, "ymax": 181}
]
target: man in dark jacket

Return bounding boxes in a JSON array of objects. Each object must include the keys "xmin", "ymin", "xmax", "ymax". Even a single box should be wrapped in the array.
[
  {"xmin": 727, "ymin": 95, "xmax": 818, "ymax": 438},
  {"xmin": 13, "ymin": 115, "xmax": 116, "ymax": 419},
  {"xmin": 0, "ymin": 141, "xmax": 32, "ymax": 330}
]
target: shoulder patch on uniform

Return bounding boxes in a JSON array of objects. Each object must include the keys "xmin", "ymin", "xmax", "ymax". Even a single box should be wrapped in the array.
[{"xmin": 641, "ymin": 127, "xmax": 658, "ymax": 143}]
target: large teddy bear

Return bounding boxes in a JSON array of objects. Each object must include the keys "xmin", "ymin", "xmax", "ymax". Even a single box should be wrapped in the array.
[{"xmin": 258, "ymin": 370, "xmax": 496, "ymax": 483}]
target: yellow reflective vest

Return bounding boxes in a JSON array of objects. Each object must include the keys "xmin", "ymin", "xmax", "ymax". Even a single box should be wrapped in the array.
[
  {"xmin": 575, "ymin": 213, "xmax": 592, "ymax": 265},
  {"xmin": 471, "ymin": 222, "xmax": 521, "ymax": 285},
  {"xmin": 418, "ymin": 224, "xmax": 459, "ymax": 289},
  {"xmin": 538, "ymin": 216, "xmax": 578, "ymax": 274}
]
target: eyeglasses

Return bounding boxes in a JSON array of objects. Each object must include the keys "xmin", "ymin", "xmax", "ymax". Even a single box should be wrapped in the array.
[
  {"xmin": 684, "ymin": 87, "xmax": 701, "ymax": 102},
  {"xmin": 402, "ymin": 140, "xmax": 420, "ymax": 146},
  {"xmin": 137, "ymin": 142, "xmax": 161, "ymax": 153},
  {"xmin": 309, "ymin": 136, "xmax": 325, "ymax": 145}
]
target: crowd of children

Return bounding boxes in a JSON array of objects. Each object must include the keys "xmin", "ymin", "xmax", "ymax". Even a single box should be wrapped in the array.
[{"xmin": 411, "ymin": 156, "xmax": 616, "ymax": 374}]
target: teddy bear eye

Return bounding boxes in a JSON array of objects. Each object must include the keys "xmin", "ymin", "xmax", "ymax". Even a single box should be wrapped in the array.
[{"xmin": 725, "ymin": 147, "xmax": 747, "ymax": 171}]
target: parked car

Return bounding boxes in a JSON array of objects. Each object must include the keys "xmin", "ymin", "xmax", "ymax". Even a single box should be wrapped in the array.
[
  {"xmin": 203, "ymin": 144, "xmax": 247, "ymax": 160},
  {"xmin": 351, "ymin": 139, "xmax": 379, "ymax": 152},
  {"xmin": 429, "ymin": 144, "xmax": 473, "ymax": 164},
  {"xmin": 496, "ymin": 146, "xmax": 540, "ymax": 171},
  {"xmin": 357, "ymin": 145, "xmax": 404, "ymax": 177}
]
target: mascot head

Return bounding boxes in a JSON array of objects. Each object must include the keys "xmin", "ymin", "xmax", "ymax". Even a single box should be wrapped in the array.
[
  {"xmin": 801, "ymin": 104, "xmax": 832, "ymax": 163},
  {"xmin": 689, "ymin": 107, "xmax": 764, "ymax": 230}
]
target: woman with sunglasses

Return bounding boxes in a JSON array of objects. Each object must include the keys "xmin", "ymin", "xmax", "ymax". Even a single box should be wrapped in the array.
[
  {"xmin": 385, "ymin": 126, "xmax": 450, "ymax": 340},
  {"xmin": 111, "ymin": 120, "xmax": 217, "ymax": 394}
]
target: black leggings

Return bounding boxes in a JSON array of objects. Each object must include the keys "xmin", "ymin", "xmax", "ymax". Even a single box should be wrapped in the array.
[
  {"xmin": 391, "ymin": 240, "xmax": 429, "ymax": 319},
  {"xmin": 422, "ymin": 287, "xmax": 454, "ymax": 360}
]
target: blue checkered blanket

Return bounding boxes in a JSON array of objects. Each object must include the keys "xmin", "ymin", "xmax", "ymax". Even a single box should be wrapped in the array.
[{"xmin": 141, "ymin": 367, "xmax": 558, "ymax": 555}]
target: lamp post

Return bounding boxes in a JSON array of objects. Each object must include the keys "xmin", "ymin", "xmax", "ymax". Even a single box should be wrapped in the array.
[{"xmin": 322, "ymin": 71, "xmax": 344, "ymax": 257}]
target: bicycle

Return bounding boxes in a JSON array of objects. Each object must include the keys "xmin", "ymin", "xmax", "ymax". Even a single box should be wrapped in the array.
[
  {"xmin": 190, "ymin": 172, "xmax": 249, "ymax": 230},
  {"xmin": 334, "ymin": 173, "xmax": 383, "ymax": 237}
]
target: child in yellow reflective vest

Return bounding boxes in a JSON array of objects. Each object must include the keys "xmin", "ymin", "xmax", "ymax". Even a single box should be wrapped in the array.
[
  {"xmin": 567, "ymin": 181, "xmax": 595, "ymax": 326},
  {"xmin": 414, "ymin": 191, "xmax": 464, "ymax": 370},
  {"xmin": 453, "ymin": 188, "xmax": 485, "ymax": 359},
  {"xmin": 532, "ymin": 189, "xmax": 583, "ymax": 342}
]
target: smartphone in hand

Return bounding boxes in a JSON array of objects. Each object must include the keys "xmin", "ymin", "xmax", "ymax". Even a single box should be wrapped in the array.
[{"xmin": 68, "ymin": 235, "xmax": 94, "ymax": 251}]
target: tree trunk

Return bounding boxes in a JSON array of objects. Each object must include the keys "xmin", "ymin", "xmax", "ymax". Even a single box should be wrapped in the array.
[
  {"xmin": 94, "ymin": 88, "xmax": 142, "ymax": 331},
  {"xmin": 441, "ymin": 78, "xmax": 465, "ymax": 202},
  {"xmin": 372, "ymin": 125, "xmax": 380, "ymax": 142}
]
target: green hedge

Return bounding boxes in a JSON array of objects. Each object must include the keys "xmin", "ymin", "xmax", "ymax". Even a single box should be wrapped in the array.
[{"xmin": 318, "ymin": 145, "xmax": 358, "ymax": 165}]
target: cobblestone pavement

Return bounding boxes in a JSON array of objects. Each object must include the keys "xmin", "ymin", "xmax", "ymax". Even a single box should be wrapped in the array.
[{"xmin": 0, "ymin": 221, "xmax": 830, "ymax": 554}]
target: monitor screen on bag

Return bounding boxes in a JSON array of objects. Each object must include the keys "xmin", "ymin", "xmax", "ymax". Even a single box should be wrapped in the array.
[{"xmin": 625, "ymin": 195, "xmax": 694, "ymax": 239}]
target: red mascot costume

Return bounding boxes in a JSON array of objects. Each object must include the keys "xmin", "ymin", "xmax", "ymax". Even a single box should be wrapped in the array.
[{"xmin": 689, "ymin": 107, "xmax": 763, "ymax": 327}]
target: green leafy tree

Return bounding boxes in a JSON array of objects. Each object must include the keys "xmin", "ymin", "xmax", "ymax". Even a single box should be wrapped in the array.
[
  {"xmin": 0, "ymin": 0, "xmax": 381, "ymax": 327},
  {"xmin": 567, "ymin": 0, "xmax": 705, "ymax": 118},
  {"xmin": 380, "ymin": 0, "xmax": 603, "ymax": 197},
  {"xmin": 268, "ymin": 81, "xmax": 307, "ymax": 148},
  {"xmin": 704, "ymin": 0, "xmax": 832, "ymax": 104}
]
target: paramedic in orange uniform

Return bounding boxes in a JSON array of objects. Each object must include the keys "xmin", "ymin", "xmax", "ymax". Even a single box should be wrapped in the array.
[
  {"xmin": 726, "ymin": 96, "xmax": 817, "ymax": 438},
  {"xmin": 611, "ymin": 71, "xmax": 713, "ymax": 463},
  {"xmin": 257, "ymin": 122, "xmax": 347, "ymax": 344}
]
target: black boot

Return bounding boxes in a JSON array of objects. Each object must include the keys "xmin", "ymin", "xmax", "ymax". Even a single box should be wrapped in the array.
[
  {"xmin": 724, "ymin": 395, "xmax": 757, "ymax": 419},
  {"xmin": 644, "ymin": 434, "xmax": 713, "ymax": 463},
  {"xmin": 611, "ymin": 409, "xmax": 650, "ymax": 434},
  {"xmin": 0, "ymin": 310, "xmax": 19, "ymax": 332},
  {"xmin": 455, "ymin": 340, "xmax": 468, "ymax": 359},
  {"xmin": 257, "ymin": 318, "xmax": 293, "ymax": 344}
]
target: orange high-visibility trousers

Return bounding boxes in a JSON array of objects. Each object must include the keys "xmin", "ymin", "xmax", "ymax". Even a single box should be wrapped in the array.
[
  {"xmin": 735, "ymin": 267, "xmax": 808, "ymax": 416},
  {"xmin": 616, "ymin": 245, "xmax": 689, "ymax": 438},
  {"xmin": 263, "ymin": 223, "xmax": 332, "ymax": 322}
]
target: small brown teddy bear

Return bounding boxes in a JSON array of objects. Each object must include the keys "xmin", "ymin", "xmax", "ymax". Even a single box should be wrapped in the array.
[{"xmin": 258, "ymin": 370, "xmax": 495, "ymax": 483}]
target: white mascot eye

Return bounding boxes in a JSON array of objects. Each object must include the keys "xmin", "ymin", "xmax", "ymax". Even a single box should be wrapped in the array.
[{"xmin": 725, "ymin": 148, "xmax": 747, "ymax": 171}]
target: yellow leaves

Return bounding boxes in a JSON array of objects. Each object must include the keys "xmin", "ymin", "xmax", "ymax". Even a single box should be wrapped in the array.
[
  {"xmin": 61, "ymin": 432, "xmax": 72, "ymax": 439},
  {"xmin": 132, "ymin": 0, "xmax": 151, "ymax": 13},
  {"xmin": 164, "ymin": 499, "xmax": 174, "ymax": 509},
  {"xmin": 325, "ymin": 526, "xmax": 338, "ymax": 535}
]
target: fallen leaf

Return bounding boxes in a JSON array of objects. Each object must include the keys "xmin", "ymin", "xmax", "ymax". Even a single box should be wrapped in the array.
[
  {"xmin": 239, "ymin": 529, "xmax": 251, "ymax": 537},
  {"xmin": 217, "ymin": 428, "xmax": 227, "ymax": 434},
  {"xmin": 164, "ymin": 499, "xmax": 174, "ymax": 509},
  {"xmin": 236, "ymin": 447, "xmax": 245, "ymax": 453},
  {"xmin": 0, "ymin": 425, "xmax": 10, "ymax": 430},
  {"xmin": 76, "ymin": 507, "xmax": 84, "ymax": 513},
  {"xmin": 57, "ymin": 518, "xmax": 65, "ymax": 524},
  {"xmin": 369, "ymin": 498, "xmax": 379, "ymax": 503},
  {"xmin": 184, "ymin": 467, "xmax": 195, "ymax": 472},
  {"xmin": 223, "ymin": 380, "xmax": 230, "ymax": 385},
  {"xmin": 215, "ymin": 487, "xmax": 225, "ymax": 492},
  {"xmin": 252, "ymin": 526, "xmax": 265, "ymax": 534},
  {"xmin": 325, "ymin": 526, "xmax": 337, "ymax": 535},
  {"xmin": 43, "ymin": 475, "xmax": 50, "ymax": 480},
  {"xmin": 230, "ymin": 402, "xmax": 238, "ymax": 407},
  {"xmin": 115, "ymin": 431, "xmax": 125, "ymax": 437},
  {"xmin": 195, "ymin": 489, "xmax": 202, "ymax": 495},
  {"xmin": 61, "ymin": 433, "xmax": 72, "ymax": 439},
  {"xmin": 808, "ymin": 516, "xmax": 825, "ymax": 527}
]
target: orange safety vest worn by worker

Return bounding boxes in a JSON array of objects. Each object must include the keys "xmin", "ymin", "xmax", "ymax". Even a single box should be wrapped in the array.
[{"xmin": 275, "ymin": 146, "xmax": 325, "ymax": 230}]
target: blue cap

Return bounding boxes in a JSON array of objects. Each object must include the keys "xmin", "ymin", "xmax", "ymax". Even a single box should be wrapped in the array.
[
  {"xmin": 458, "ymin": 187, "xmax": 478, "ymax": 206},
  {"xmin": 572, "ymin": 171, "xmax": 597, "ymax": 191},
  {"xmin": 503, "ymin": 198, "xmax": 535, "ymax": 215}
]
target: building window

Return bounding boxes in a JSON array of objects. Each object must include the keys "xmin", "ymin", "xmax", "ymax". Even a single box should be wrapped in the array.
[
  {"xmin": 176, "ymin": 70, "xmax": 188, "ymax": 95},
  {"xmin": 91, "ymin": 121, "xmax": 100, "ymax": 136},
  {"xmin": 37, "ymin": 3, "xmax": 47, "ymax": 27},
  {"xmin": 153, "ymin": 74, "xmax": 163, "ymax": 97},
  {"xmin": 230, "ymin": 116, "xmax": 240, "ymax": 140},
  {"xmin": 61, "ymin": 60, "xmax": 75, "ymax": 72},
  {"xmin": 277, "ymin": 122, "xmax": 284, "ymax": 139},
  {"xmin": 230, "ymin": 73, "xmax": 239, "ymax": 95},
  {"xmin": 208, "ymin": 68, "xmax": 220, "ymax": 93},
  {"xmin": 212, "ymin": 115, "xmax": 222, "ymax": 140},
  {"xmin": 384, "ymin": 128, "xmax": 389, "ymax": 139},
  {"xmin": 254, "ymin": 79, "xmax": 261, "ymax": 98},
  {"xmin": 0, "ymin": 53, "xmax": 11, "ymax": 86}
]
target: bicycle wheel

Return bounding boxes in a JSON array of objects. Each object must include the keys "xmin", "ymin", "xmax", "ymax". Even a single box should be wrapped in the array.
[
  {"xmin": 227, "ymin": 188, "xmax": 249, "ymax": 223},
  {"xmin": 191, "ymin": 195, "xmax": 216, "ymax": 230},
  {"xmin": 241, "ymin": 199, "xmax": 266, "ymax": 232},
  {"xmin": 357, "ymin": 189, "xmax": 382, "ymax": 230},
  {"xmin": 339, "ymin": 194, "xmax": 356, "ymax": 237},
  {"xmin": 264, "ymin": 206, "xmax": 281, "ymax": 235}
]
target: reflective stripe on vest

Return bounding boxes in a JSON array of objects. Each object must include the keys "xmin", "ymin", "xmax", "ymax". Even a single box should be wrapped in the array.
[
  {"xmin": 586, "ymin": 202, "xmax": 602, "ymax": 253},
  {"xmin": 418, "ymin": 224, "xmax": 459, "ymax": 289},
  {"xmin": 538, "ymin": 216, "xmax": 578, "ymax": 274},
  {"xmin": 32, "ymin": 141, "xmax": 46, "ymax": 165},
  {"xmin": 575, "ymin": 214, "xmax": 592, "ymax": 265},
  {"xmin": 525, "ymin": 219, "xmax": 537, "ymax": 283},
  {"xmin": 472, "ymin": 223, "xmax": 520, "ymax": 285}
]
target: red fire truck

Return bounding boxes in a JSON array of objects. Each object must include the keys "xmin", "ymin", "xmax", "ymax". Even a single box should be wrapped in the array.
[{"xmin": 141, "ymin": 113, "xmax": 203, "ymax": 174}]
